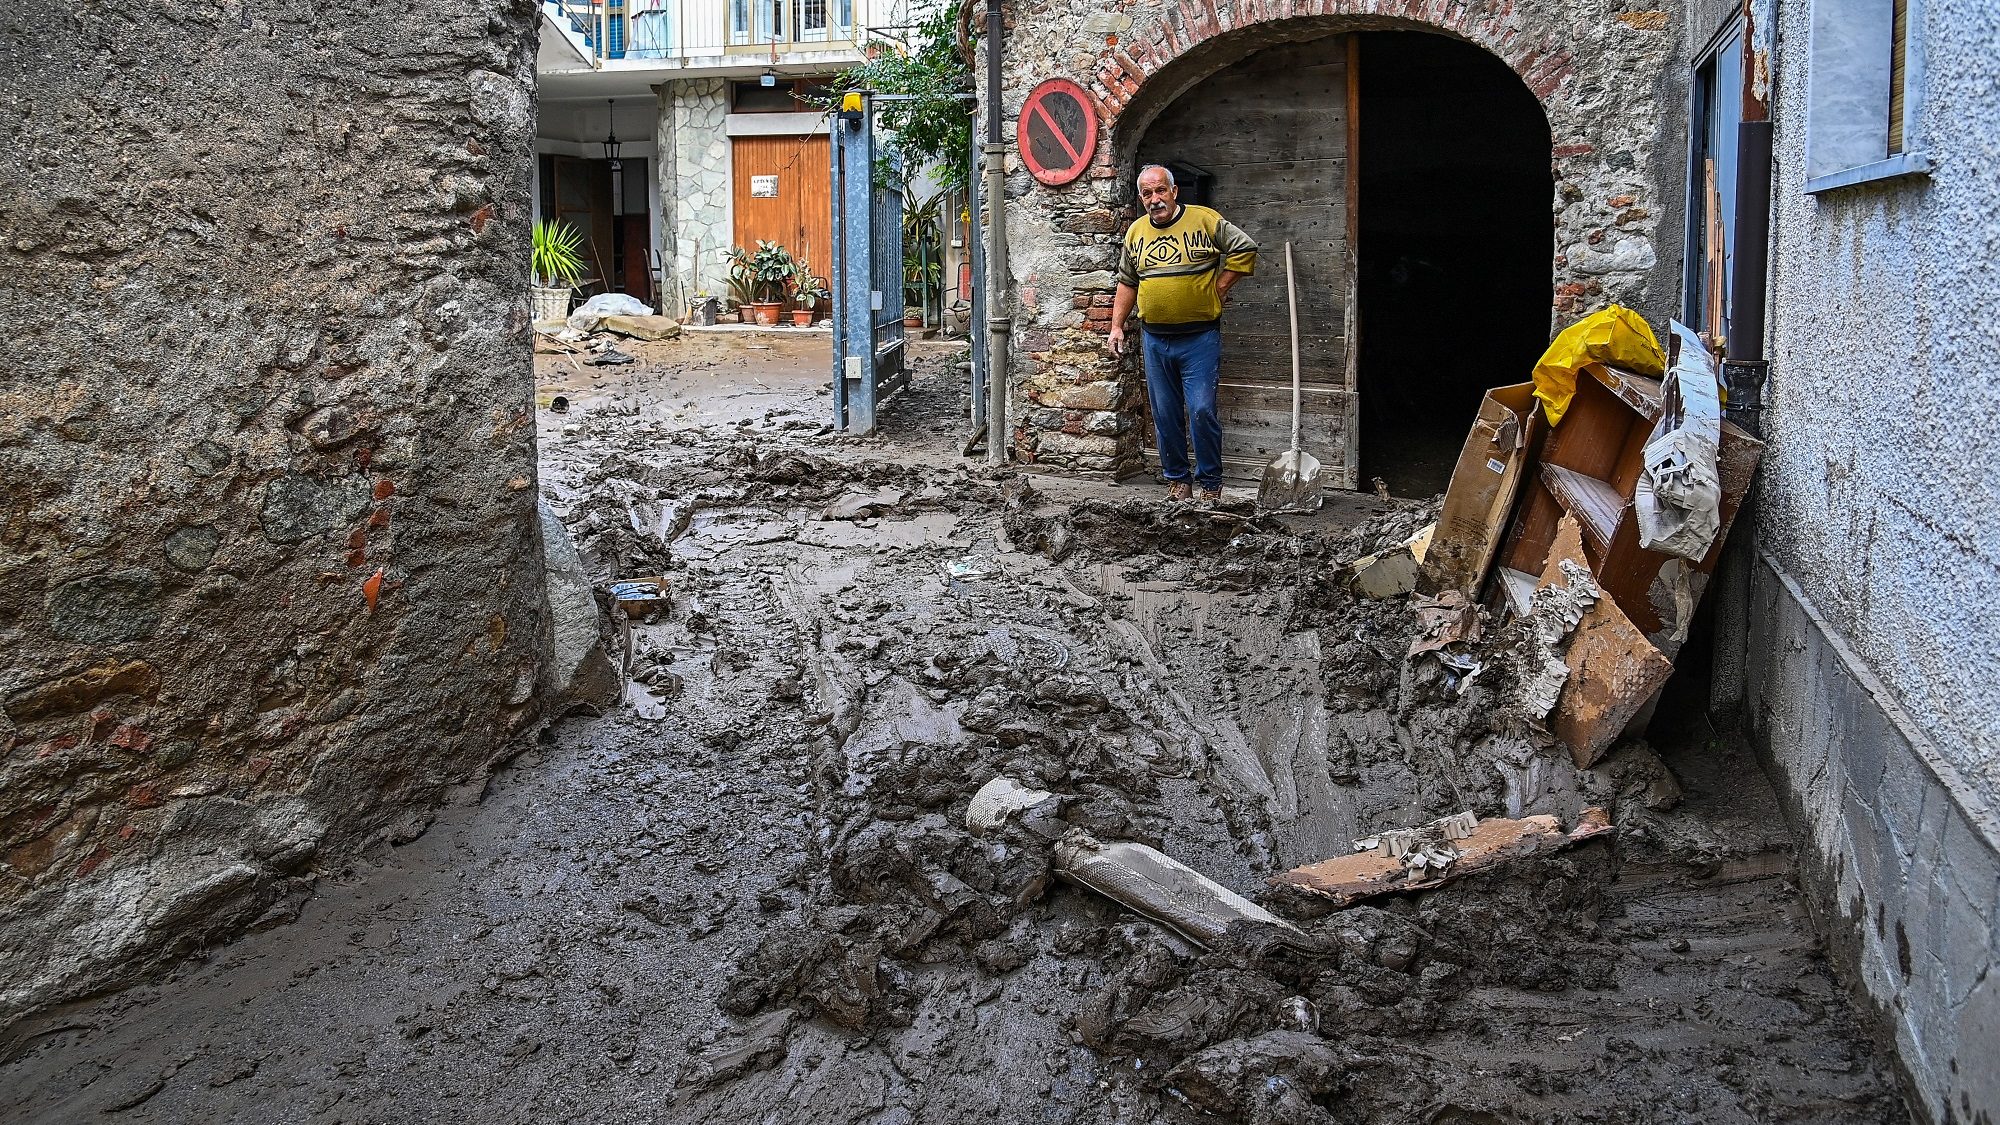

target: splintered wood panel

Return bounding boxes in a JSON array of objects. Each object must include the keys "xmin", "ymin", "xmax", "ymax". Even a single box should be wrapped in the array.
[
  {"xmin": 732, "ymin": 134, "xmax": 832, "ymax": 279},
  {"xmin": 1136, "ymin": 36, "xmax": 1353, "ymax": 483}
]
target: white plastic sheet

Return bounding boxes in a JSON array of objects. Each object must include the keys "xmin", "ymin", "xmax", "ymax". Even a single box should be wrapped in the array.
[
  {"xmin": 1634, "ymin": 322, "xmax": 1724, "ymax": 560},
  {"xmin": 566, "ymin": 292, "xmax": 655, "ymax": 332}
]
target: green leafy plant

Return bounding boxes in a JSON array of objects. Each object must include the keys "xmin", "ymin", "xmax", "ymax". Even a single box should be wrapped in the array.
[
  {"xmin": 721, "ymin": 246, "xmax": 758, "ymax": 308},
  {"xmin": 532, "ymin": 219, "xmax": 586, "ymax": 290},
  {"xmin": 819, "ymin": 6, "xmax": 972, "ymax": 194},
  {"xmin": 727, "ymin": 241, "xmax": 797, "ymax": 303},
  {"xmin": 903, "ymin": 242, "xmax": 943, "ymax": 311},
  {"xmin": 900, "ymin": 174, "xmax": 947, "ymax": 311},
  {"xmin": 791, "ymin": 259, "xmax": 829, "ymax": 307}
]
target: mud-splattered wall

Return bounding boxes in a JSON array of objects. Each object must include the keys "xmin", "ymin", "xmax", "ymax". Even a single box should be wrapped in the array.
[
  {"xmin": 985, "ymin": 0, "xmax": 1688, "ymax": 476},
  {"xmin": 0, "ymin": 0, "xmax": 544, "ymax": 1022}
]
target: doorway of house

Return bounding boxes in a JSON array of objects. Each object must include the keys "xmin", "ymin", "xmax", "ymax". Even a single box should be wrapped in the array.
[
  {"xmin": 1131, "ymin": 30, "xmax": 1550, "ymax": 494},
  {"xmin": 542, "ymin": 154, "xmax": 653, "ymax": 298},
  {"xmin": 731, "ymin": 134, "xmax": 834, "ymax": 291},
  {"xmin": 1354, "ymin": 31, "xmax": 1553, "ymax": 497}
]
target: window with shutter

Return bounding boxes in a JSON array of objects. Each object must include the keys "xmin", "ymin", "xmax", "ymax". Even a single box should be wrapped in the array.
[{"xmin": 1804, "ymin": 0, "xmax": 1929, "ymax": 191}]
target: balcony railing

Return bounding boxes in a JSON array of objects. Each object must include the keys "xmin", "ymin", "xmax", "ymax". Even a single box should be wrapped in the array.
[{"xmin": 551, "ymin": 0, "xmax": 879, "ymax": 62}]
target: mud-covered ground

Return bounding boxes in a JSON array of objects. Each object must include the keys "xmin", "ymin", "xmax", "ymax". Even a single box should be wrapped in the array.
[{"xmin": 1, "ymin": 333, "xmax": 1907, "ymax": 1123}]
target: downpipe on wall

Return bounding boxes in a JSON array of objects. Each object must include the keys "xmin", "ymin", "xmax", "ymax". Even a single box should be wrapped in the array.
[
  {"xmin": 983, "ymin": 0, "xmax": 1009, "ymax": 465},
  {"xmin": 1722, "ymin": 118, "xmax": 1772, "ymax": 439}
]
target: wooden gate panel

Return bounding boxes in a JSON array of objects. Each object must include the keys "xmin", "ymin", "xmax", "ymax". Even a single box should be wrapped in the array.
[{"xmin": 1134, "ymin": 37, "xmax": 1356, "ymax": 486}]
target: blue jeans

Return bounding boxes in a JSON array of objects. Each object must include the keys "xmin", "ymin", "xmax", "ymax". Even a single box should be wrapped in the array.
[{"xmin": 1143, "ymin": 328, "xmax": 1223, "ymax": 490}]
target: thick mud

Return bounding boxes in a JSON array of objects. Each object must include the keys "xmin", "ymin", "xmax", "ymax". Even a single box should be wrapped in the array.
[{"xmin": 0, "ymin": 336, "xmax": 1906, "ymax": 1123}]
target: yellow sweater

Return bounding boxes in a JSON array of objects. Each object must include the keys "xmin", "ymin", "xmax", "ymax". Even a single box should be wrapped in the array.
[{"xmin": 1116, "ymin": 204, "xmax": 1258, "ymax": 333}]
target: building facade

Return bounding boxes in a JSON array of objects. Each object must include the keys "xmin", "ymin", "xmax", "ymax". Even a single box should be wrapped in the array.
[
  {"xmin": 989, "ymin": 0, "xmax": 1997, "ymax": 1117},
  {"xmin": 534, "ymin": 0, "xmax": 918, "ymax": 312},
  {"xmin": 1731, "ymin": 0, "xmax": 1999, "ymax": 1117}
]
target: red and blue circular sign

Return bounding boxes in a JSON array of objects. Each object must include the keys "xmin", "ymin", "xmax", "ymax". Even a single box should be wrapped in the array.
[{"xmin": 1017, "ymin": 79, "xmax": 1098, "ymax": 187}]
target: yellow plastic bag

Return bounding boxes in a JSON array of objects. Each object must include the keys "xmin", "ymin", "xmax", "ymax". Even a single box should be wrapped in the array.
[{"xmin": 1531, "ymin": 305, "xmax": 1664, "ymax": 425}]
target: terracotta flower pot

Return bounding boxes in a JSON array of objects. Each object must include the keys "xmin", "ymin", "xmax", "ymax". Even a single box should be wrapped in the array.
[
  {"xmin": 751, "ymin": 301, "xmax": 783, "ymax": 326},
  {"xmin": 790, "ymin": 309, "xmax": 816, "ymax": 326}
]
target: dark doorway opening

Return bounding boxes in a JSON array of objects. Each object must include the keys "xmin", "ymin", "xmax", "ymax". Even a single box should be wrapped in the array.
[{"xmin": 1355, "ymin": 32, "xmax": 1552, "ymax": 497}]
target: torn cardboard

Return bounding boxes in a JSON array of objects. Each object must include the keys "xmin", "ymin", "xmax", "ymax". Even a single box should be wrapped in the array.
[
  {"xmin": 1425, "ymin": 382, "xmax": 1540, "ymax": 595},
  {"xmin": 1346, "ymin": 523, "xmax": 1435, "ymax": 598}
]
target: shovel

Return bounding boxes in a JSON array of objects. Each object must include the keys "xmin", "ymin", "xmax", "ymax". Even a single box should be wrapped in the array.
[{"xmin": 1258, "ymin": 242, "xmax": 1323, "ymax": 511}]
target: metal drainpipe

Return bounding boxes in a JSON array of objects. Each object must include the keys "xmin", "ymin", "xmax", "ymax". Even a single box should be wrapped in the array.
[
  {"xmin": 1725, "ymin": 123, "xmax": 1772, "ymax": 439},
  {"xmin": 982, "ymin": 0, "xmax": 1009, "ymax": 465},
  {"xmin": 1724, "ymin": 4, "xmax": 1774, "ymax": 439}
]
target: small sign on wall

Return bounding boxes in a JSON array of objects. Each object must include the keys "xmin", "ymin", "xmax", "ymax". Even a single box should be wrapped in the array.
[{"xmin": 750, "ymin": 175, "xmax": 779, "ymax": 198}]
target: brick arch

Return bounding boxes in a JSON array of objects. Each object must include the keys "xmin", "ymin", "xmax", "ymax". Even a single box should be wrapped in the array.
[
  {"xmin": 1000, "ymin": 0, "xmax": 1677, "ymax": 474},
  {"xmin": 1088, "ymin": 10, "xmax": 1570, "ymax": 192}
]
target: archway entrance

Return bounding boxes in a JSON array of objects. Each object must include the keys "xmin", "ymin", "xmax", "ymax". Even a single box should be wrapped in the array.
[
  {"xmin": 1129, "ymin": 29, "xmax": 1552, "ymax": 496},
  {"xmin": 1355, "ymin": 31, "xmax": 1552, "ymax": 495}
]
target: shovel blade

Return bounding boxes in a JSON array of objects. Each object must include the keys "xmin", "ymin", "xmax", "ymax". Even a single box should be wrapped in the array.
[{"xmin": 1258, "ymin": 449, "xmax": 1324, "ymax": 511}]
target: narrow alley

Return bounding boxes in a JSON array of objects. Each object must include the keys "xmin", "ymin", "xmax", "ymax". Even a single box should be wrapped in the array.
[{"xmin": 0, "ymin": 336, "xmax": 1904, "ymax": 1122}]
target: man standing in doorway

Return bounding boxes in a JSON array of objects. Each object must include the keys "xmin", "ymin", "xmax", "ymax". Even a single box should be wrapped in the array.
[{"xmin": 1107, "ymin": 164, "xmax": 1258, "ymax": 502}]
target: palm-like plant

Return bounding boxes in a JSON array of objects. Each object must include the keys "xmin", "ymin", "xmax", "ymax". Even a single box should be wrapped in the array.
[{"xmin": 532, "ymin": 219, "xmax": 586, "ymax": 290}]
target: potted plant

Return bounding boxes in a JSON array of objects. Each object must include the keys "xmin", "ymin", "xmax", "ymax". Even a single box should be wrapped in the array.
[
  {"xmin": 790, "ymin": 261, "xmax": 828, "ymax": 326},
  {"xmin": 903, "ymin": 306, "xmax": 925, "ymax": 330},
  {"xmin": 721, "ymin": 248, "xmax": 757, "ymax": 323},
  {"xmin": 531, "ymin": 218, "xmax": 585, "ymax": 322},
  {"xmin": 727, "ymin": 241, "xmax": 796, "ymax": 326}
]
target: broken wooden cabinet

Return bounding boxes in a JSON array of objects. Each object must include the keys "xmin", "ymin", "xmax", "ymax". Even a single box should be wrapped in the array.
[{"xmin": 1490, "ymin": 362, "xmax": 1763, "ymax": 657}]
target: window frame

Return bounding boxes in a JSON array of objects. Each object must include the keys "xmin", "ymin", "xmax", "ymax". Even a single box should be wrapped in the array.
[{"xmin": 1802, "ymin": 0, "xmax": 1930, "ymax": 194}]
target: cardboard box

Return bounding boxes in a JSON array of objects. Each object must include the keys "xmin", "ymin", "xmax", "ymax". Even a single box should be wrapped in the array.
[{"xmin": 1424, "ymin": 382, "xmax": 1540, "ymax": 596}]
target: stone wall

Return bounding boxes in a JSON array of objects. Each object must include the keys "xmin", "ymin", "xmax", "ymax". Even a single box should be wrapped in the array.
[
  {"xmin": 1745, "ymin": 0, "xmax": 2000, "ymax": 1115},
  {"xmin": 985, "ymin": 0, "xmax": 1686, "ymax": 475},
  {"xmin": 655, "ymin": 78, "xmax": 733, "ymax": 309},
  {"xmin": 0, "ymin": 0, "xmax": 545, "ymax": 1023}
]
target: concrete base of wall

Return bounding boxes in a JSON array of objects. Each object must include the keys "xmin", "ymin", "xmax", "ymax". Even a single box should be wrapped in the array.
[{"xmin": 1744, "ymin": 552, "xmax": 2000, "ymax": 1125}]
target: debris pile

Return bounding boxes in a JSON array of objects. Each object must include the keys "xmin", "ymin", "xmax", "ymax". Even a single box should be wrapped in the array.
[{"xmin": 512, "ymin": 341, "xmax": 1885, "ymax": 1124}]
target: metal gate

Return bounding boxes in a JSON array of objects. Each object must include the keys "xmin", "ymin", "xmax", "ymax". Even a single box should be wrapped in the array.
[{"xmin": 829, "ymin": 94, "xmax": 907, "ymax": 434}]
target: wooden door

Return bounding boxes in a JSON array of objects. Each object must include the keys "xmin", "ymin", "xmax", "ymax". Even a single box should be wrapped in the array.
[
  {"xmin": 551, "ymin": 156, "xmax": 616, "ymax": 295},
  {"xmin": 731, "ymin": 134, "xmax": 833, "ymax": 285},
  {"xmin": 1133, "ymin": 35, "xmax": 1360, "ymax": 487}
]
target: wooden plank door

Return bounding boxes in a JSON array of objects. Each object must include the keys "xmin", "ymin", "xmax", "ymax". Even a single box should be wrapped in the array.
[
  {"xmin": 552, "ymin": 155, "xmax": 616, "ymax": 295},
  {"xmin": 1133, "ymin": 35, "xmax": 1359, "ymax": 486},
  {"xmin": 731, "ymin": 134, "xmax": 833, "ymax": 283}
]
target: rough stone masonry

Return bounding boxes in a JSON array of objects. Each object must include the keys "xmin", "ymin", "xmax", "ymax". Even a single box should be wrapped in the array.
[
  {"xmin": 986, "ymin": 0, "xmax": 1687, "ymax": 475},
  {"xmin": 0, "ymin": 0, "xmax": 543, "ymax": 1022}
]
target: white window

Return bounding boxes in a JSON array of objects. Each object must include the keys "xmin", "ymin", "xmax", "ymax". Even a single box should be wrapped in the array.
[{"xmin": 1804, "ymin": 0, "xmax": 1929, "ymax": 191}]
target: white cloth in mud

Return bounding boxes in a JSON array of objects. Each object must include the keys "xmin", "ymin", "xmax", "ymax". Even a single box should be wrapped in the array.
[{"xmin": 567, "ymin": 292, "xmax": 656, "ymax": 333}]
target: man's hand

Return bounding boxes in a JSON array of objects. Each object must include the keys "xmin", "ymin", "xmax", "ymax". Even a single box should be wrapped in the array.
[
  {"xmin": 1217, "ymin": 268, "xmax": 1250, "ymax": 304},
  {"xmin": 1108, "ymin": 281, "xmax": 1138, "ymax": 359}
]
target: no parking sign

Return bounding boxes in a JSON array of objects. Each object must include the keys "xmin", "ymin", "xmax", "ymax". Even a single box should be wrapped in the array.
[{"xmin": 1017, "ymin": 79, "xmax": 1098, "ymax": 187}]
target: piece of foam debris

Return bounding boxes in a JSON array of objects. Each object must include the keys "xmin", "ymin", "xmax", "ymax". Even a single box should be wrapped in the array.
[
  {"xmin": 965, "ymin": 776, "xmax": 1055, "ymax": 836},
  {"xmin": 1344, "ymin": 522, "xmax": 1437, "ymax": 598},
  {"xmin": 1054, "ymin": 831, "xmax": 1308, "ymax": 950}
]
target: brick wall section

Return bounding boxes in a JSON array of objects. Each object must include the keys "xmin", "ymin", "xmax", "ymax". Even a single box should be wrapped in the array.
[
  {"xmin": 0, "ymin": 0, "xmax": 544, "ymax": 1022},
  {"xmin": 986, "ymin": 0, "xmax": 1682, "ymax": 475}
]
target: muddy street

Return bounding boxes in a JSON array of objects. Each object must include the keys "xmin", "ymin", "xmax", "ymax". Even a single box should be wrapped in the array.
[{"xmin": 1, "ymin": 336, "xmax": 1904, "ymax": 1123}]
